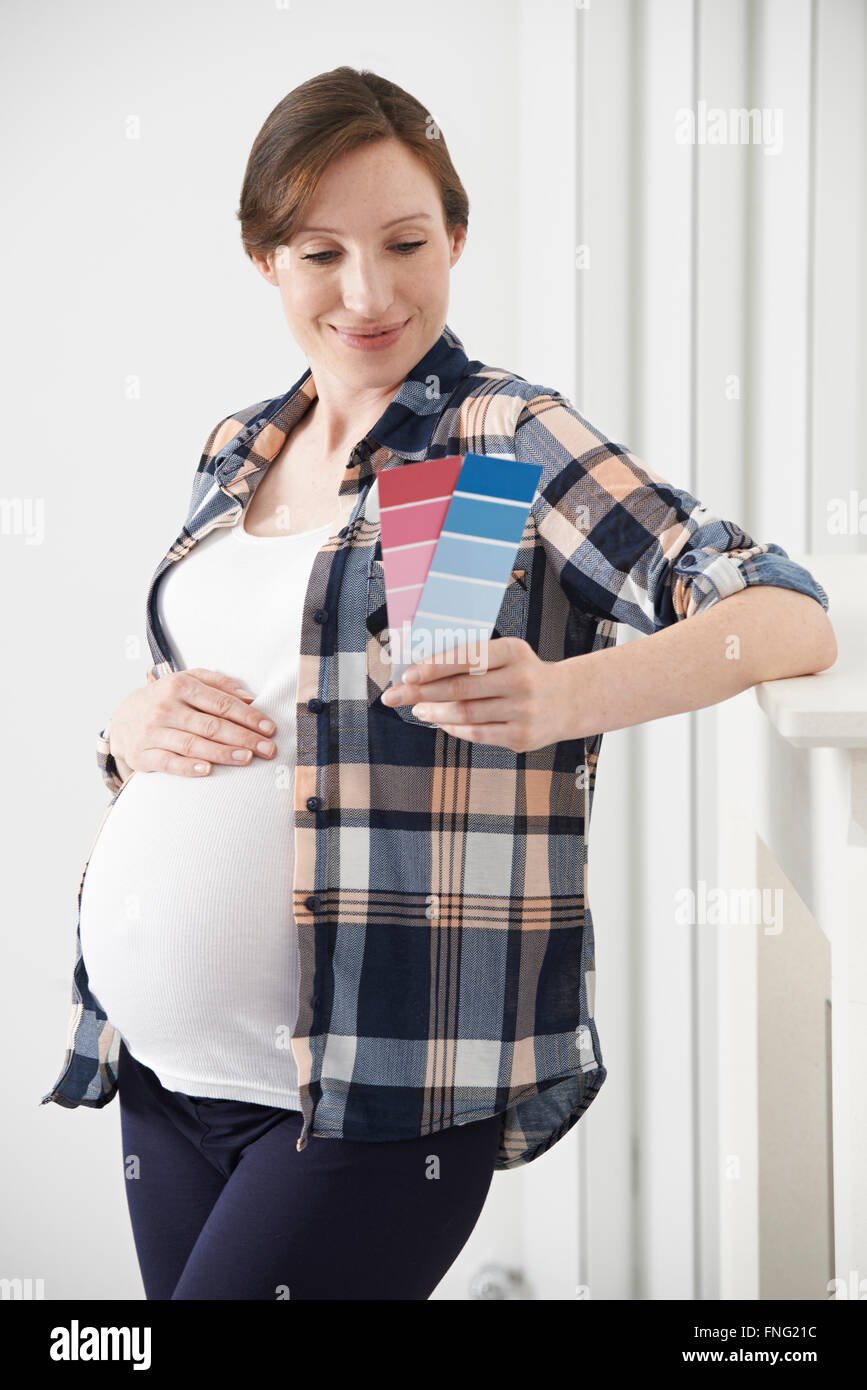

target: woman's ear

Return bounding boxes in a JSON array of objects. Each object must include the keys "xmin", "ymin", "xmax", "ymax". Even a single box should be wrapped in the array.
[
  {"xmin": 250, "ymin": 249, "xmax": 279, "ymax": 287},
  {"xmin": 449, "ymin": 223, "xmax": 467, "ymax": 269}
]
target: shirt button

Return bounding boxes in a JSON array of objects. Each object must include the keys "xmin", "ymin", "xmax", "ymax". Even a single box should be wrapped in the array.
[
  {"xmin": 679, "ymin": 554, "xmax": 695, "ymax": 567},
  {"xmin": 305, "ymin": 896, "xmax": 318, "ymax": 912},
  {"xmin": 307, "ymin": 698, "xmax": 324, "ymax": 713},
  {"xmin": 313, "ymin": 608, "xmax": 329, "ymax": 624},
  {"xmin": 306, "ymin": 796, "xmax": 321, "ymax": 812},
  {"xmin": 338, "ymin": 527, "xmax": 348, "ymax": 538}
]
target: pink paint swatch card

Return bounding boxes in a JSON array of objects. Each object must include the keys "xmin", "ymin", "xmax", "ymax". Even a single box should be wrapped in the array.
[{"xmin": 377, "ymin": 453, "xmax": 464, "ymax": 644}]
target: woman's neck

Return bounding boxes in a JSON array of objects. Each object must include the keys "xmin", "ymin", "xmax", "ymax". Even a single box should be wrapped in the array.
[{"xmin": 302, "ymin": 371, "xmax": 405, "ymax": 457}]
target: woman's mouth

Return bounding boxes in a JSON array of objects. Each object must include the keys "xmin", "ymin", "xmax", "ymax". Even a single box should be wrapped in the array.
[{"xmin": 329, "ymin": 319, "xmax": 409, "ymax": 351}]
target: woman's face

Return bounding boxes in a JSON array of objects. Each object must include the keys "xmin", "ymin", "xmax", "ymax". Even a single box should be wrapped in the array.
[{"xmin": 252, "ymin": 138, "xmax": 466, "ymax": 393}]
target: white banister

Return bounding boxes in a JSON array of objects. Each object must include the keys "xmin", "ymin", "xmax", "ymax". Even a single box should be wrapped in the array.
[{"xmin": 714, "ymin": 554, "xmax": 867, "ymax": 1297}]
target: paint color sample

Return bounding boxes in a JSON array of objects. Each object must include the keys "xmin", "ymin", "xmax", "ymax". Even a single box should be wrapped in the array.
[
  {"xmin": 377, "ymin": 455, "xmax": 464, "ymax": 637},
  {"xmin": 382, "ymin": 453, "xmax": 543, "ymax": 684}
]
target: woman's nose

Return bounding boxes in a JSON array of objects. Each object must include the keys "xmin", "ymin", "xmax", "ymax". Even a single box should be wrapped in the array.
[{"xmin": 337, "ymin": 255, "xmax": 397, "ymax": 316}]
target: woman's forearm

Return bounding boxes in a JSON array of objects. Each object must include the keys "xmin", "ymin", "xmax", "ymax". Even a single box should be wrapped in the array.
[{"xmin": 556, "ymin": 585, "xmax": 837, "ymax": 741}]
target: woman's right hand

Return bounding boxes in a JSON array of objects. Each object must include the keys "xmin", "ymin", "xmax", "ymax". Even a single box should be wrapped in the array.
[{"xmin": 106, "ymin": 668, "xmax": 277, "ymax": 779}]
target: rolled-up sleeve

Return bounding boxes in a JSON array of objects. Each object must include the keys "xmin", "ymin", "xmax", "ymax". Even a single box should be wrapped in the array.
[
  {"xmin": 514, "ymin": 391, "xmax": 829, "ymax": 634},
  {"xmin": 96, "ymin": 723, "xmax": 125, "ymax": 795}
]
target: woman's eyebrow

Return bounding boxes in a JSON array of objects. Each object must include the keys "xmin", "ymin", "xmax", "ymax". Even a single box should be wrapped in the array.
[{"xmin": 293, "ymin": 211, "xmax": 434, "ymax": 236}]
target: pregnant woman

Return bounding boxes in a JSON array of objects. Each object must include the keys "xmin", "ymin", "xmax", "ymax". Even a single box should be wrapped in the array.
[{"xmin": 42, "ymin": 66, "xmax": 836, "ymax": 1301}]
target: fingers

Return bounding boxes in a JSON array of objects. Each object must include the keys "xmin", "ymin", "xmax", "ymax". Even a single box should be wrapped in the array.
[
  {"xmin": 402, "ymin": 636, "xmax": 515, "ymax": 685},
  {"xmin": 410, "ymin": 695, "xmax": 517, "ymax": 725},
  {"xmin": 163, "ymin": 671, "xmax": 278, "ymax": 747},
  {"xmin": 127, "ymin": 747, "xmax": 220, "ymax": 777},
  {"xmin": 184, "ymin": 668, "xmax": 256, "ymax": 694},
  {"xmin": 130, "ymin": 722, "xmax": 277, "ymax": 776},
  {"xmin": 137, "ymin": 669, "xmax": 278, "ymax": 776},
  {"xmin": 385, "ymin": 664, "xmax": 513, "ymax": 707},
  {"xmin": 162, "ymin": 704, "xmax": 277, "ymax": 760},
  {"xmin": 181, "ymin": 669, "xmax": 265, "ymax": 719},
  {"xmin": 148, "ymin": 723, "xmax": 277, "ymax": 770}
]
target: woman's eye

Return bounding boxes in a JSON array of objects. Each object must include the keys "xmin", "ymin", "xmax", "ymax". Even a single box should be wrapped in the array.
[{"xmin": 301, "ymin": 240, "xmax": 427, "ymax": 265}]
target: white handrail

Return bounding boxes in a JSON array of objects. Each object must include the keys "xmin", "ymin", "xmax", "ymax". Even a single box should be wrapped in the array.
[{"xmin": 753, "ymin": 554, "xmax": 867, "ymax": 750}]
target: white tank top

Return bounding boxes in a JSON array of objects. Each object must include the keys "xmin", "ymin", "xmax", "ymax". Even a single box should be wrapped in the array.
[{"xmin": 78, "ymin": 507, "xmax": 337, "ymax": 1107}]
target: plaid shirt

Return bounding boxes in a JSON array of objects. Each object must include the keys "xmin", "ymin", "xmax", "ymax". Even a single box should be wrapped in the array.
[{"xmin": 41, "ymin": 323, "xmax": 830, "ymax": 1169}]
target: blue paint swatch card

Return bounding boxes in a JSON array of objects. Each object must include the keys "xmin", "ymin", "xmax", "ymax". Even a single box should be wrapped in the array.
[{"xmin": 388, "ymin": 452, "xmax": 542, "ymax": 684}]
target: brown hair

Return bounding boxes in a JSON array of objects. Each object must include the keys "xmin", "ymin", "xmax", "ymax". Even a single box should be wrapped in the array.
[{"xmin": 236, "ymin": 66, "xmax": 469, "ymax": 262}]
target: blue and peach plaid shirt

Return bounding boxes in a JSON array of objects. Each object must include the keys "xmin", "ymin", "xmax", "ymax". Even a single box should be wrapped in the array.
[{"xmin": 40, "ymin": 324, "xmax": 830, "ymax": 1168}]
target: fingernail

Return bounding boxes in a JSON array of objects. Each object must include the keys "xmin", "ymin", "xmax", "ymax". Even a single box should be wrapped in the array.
[
  {"xmin": 257, "ymin": 740, "xmax": 275, "ymax": 755},
  {"xmin": 259, "ymin": 719, "xmax": 275, "ymax": 733},
  {"xmin": 234, "ymin": 688, "xmax": 256, "ymax": 699},
  {"xmin": 193, "ymin": 762, "xmax": 211, "ymax": 774}
]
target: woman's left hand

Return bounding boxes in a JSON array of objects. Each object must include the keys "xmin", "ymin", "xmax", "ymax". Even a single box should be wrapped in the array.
[{"xmin": 380, "ymin": 638, "xmax": 574, "ymax": 753}]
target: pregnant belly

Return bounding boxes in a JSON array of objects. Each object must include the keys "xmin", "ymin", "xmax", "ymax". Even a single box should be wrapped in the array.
[{"xmin": 79, "ymin": 762, "xmax": 299, "ymax": 1070}]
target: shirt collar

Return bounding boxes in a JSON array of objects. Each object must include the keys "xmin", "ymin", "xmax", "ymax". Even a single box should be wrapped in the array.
[{"xmin": 215, "ymin": 322, "xmax": 473, "ymax": 499}]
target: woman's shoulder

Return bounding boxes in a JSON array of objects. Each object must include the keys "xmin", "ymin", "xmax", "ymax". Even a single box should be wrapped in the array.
[
  {"xmin": 464, "ymin": 357, "xmax": 566, "ymax": 405},
  {"xmin": 454, "ymin": 358, "xmax": 618, "ymax": 458}
]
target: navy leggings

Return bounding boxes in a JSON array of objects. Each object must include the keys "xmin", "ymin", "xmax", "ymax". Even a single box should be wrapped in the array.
[{"xmin": 116, "ymin": 1039, "xmax": 502, "ymax": 1300}]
